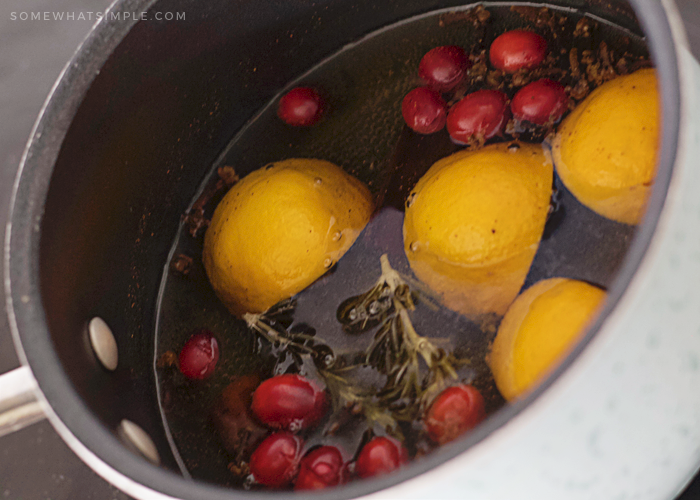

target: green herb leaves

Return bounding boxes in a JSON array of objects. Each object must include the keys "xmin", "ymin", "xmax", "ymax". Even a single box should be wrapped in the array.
[{"xmin": 244, "ymin": 254, "xmax": 462, "ymax": 438}]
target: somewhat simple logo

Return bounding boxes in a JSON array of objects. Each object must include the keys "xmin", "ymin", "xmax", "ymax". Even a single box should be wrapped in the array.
[{"xmin": 10, "ymin": 11, "xmax": 185, "ymax": 21}]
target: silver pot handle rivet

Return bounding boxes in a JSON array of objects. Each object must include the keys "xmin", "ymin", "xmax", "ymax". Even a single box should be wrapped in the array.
[
  {"xmin": 88, "ymin": 317, "xmax": 118, "ymax": 371},
  {"xmin": 118, "ymin": 419, "xmax": 161, "ymax": 465}
]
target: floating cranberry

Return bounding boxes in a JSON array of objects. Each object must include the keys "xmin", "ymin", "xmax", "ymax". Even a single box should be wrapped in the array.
[
  {"xmin": 355, "ymin": 437, "xmax": 408, "ymax": 479},
  {"xmin": 418, "ymin": 45, "xmax": 470, "ymax": 92},
  {"xmin": 250, "ymin": 433, "xmax": 303, "ymax": 488},
  {"xmin": 489, "ymin": 30, "xmax": 547, "ymax": 73},
  {"xmin": 295, "ymin": 446, "xmax": 345, "ymax": 490},
  {"xmin": 251, "ymin": 374, "xmax": 328, "ymax": 431},
  {"xmin": 402, "ymin": 87, "xmax": 448, "ymax": 135},
  {"xmin": 446, "ymin": 90, "xmax": 509, "ymax": 144},
  {"xmin": 425, "ymin": 385, "xmax": 486, "ymax": 445},
  {"xmin": 178, "ymin": 330, "xmax": 219, "ymax": 380},
  {"xmin": 278, "ymin": 87, "xmax": 325, "ymax": 126},
  {"xmin": 511, "ymin": 78, "xmax": 568, "ymax": 125}
]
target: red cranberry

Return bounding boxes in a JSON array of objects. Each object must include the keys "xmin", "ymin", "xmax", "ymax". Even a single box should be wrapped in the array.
[
  {"xmin": 278, "ymin": 87, "xmax": 324, "ymax": 126},
  {"xmin": 402, "ymin": 87, "xmax": 448, "ymax": 135},
  {"xmin": 250, "ymin": 433, "xmax": 303, "ymax": 488},
  {"xmin": 251, "ymin": 374, "xmax": 328, "ymax": 431},
  {"xmin": 355, "ymin": 437, "xmax": 408, "ymax": 479},
  {"xmin": 489, "ymin": 30, "xmax": 547, "ymax": 73},
  {"xmin": 295, "ymin": 446, "xmax": 345, "ymax": 490},
  {"xmin": 511, "ymin": 78, "xmax": 568, "ymax": 125},
  {"xmin": 178, "ymin": 330, "xmax": 219, "ymax": 380},
  {"xmin": 446, "ymin": 90, "xmax": 509, "ymax": 144},
  {"xmin": 425, "ymin": 385, "xmax": 486, "ymax": 445},
  {"xmin": 419, "ymin": 45, "xmax": 470, "ymax": 92}
]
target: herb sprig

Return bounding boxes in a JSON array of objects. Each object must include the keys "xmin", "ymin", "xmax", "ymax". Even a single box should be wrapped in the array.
[{"xmin": 243, "ymin": 254, "xmax": 462, "ymax": 435}]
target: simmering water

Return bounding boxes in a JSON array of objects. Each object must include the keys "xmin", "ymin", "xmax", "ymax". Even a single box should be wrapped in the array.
[{"xmin": 153, "ymin": 3, "xmax": 648, "ymax": 488}]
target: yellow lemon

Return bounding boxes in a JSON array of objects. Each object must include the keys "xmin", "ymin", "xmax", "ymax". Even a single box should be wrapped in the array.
[
  {"xmin": 489, "ymin": 278, "xmax": 606, "ymax": 401},
  {"xmin": 551, "ymin": 68, "xmax": 659, "ymax": 225},
  {"xmin": 203, "ymin": 158, "xmax": 373, "ymax": 317},
  {"xmin": 403, "ymin": 142, "xmax": 553, "ymax": 319}
]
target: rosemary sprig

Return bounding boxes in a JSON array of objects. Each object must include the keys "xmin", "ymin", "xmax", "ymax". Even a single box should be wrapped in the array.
[
  {"xmin": 361, "ymin": 255, "xmax": 459, "ymax": 419},
  {"xmin": 336, "ymin": 280, "xmax": 394, "ymax": 334},
  {"xmin": 243, "ymin": 299, "xmax": 317, "ymax": 356},
  {"xmin": 243, "ymin": 300, "xmax": 400, "ymax": 434},
  {"xmin": 318, "ymin": 366, "xmax": 399, "ymax": 436},
  {"xmin": 241, "ymin": 254, "xmax": 463, "ymax": 436}
]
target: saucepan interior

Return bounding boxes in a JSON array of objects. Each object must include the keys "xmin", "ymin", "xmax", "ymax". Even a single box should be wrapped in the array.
[{"xmin": 6, "ymin": 0, "xmax": 679, "ymax": 498}]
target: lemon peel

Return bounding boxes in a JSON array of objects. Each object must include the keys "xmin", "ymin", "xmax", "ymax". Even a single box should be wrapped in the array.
[
  {"xmin": 403, "ymin": 142, "xmax": 553, "ymax": 319},
  {"xmin": 203, "ymin": 158, "xmax": 373, "ymax": 317},
  {"xmin": 551, "ymin": 68, "xmax": 659, "ymax": 225},
  {"xmin": 489, "ymin": 277, "xmax": 606, "ymax": 401}
]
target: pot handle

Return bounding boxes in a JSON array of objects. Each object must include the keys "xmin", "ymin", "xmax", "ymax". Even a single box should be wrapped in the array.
[{"xmin": 0, "ymin": 365, "xmax": 46, "ymax": 438}]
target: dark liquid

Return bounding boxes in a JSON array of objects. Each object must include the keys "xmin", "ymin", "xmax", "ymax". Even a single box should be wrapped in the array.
[{"xmin": 154, "ymin": 4, "xmax": 648, "ymax": 487}]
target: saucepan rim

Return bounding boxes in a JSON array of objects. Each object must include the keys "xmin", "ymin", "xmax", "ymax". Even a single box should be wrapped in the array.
[{"xmin": 4, "ymin": 0, "xmax": 682, "ymax": 498}]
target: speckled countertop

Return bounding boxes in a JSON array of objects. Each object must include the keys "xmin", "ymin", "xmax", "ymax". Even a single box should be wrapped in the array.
[{"xmin": 1, "ymin": 1, "xmax": 700, "ymax": 499}]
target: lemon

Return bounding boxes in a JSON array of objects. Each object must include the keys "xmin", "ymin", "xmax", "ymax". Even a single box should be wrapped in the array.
[
  {"xmin": 203, "ymin": 159, "xmax": 373, "ymax": 317},
  {"xmin": 403, "ymin": 142, "xmax": 553, "ymax": 319},
  {"xmin": 551, "ymin": 69, "xmax": 659, "ymax": 225},
  {"xmin": 489, "ymin": 278, "xmax": 606, "ymax": 401}
]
